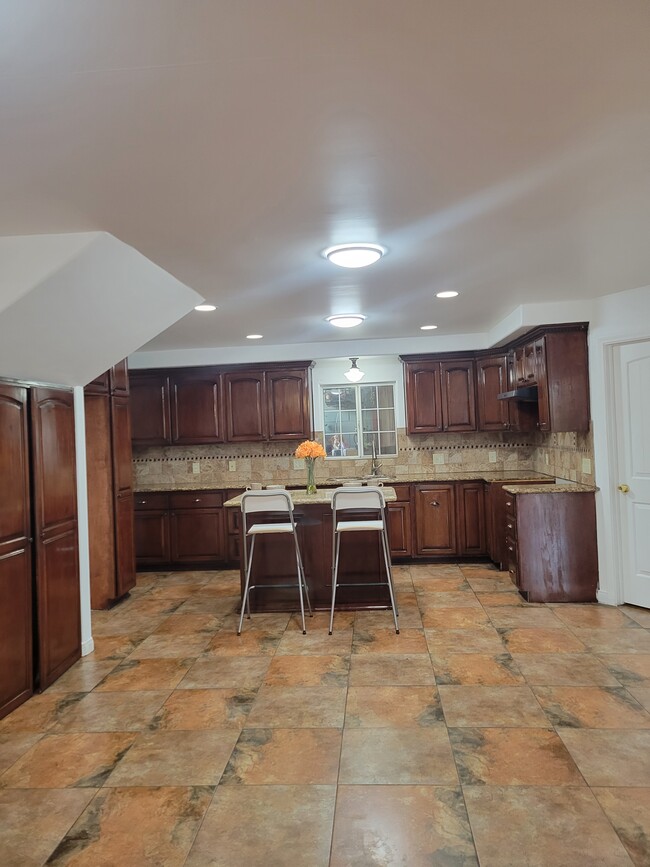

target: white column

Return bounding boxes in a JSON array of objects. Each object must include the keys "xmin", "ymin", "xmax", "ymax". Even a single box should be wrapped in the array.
[{"xmin": 73, "ymin": 386, "xmax": 94, "ymax": 655}]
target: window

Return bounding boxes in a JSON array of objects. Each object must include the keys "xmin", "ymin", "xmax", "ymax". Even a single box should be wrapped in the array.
[{"xmin": 322, "ymin": 383, "xmax": 397, "ymax": 458}]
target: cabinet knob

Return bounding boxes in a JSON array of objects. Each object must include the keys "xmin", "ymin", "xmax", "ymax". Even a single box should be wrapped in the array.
[
  {"xmin": 505, "ymin": 500, "xmax": 512, "ymax": 507},
  {"xmin": 506, "ymin": 523, "xmax": 513, "ymax": 530},
  {"xmin": 138, "ymin": 500, "xmax": 147, "ymax": 505},
  {"xmin": 194, "ymin": 498, "xmax": 201, "ymax": 502},
  {"xmin": 429, "ymin": 501, "xmax": 440, "ymax": 507},
  {"xmin": 508, "ymin": 545, "xmax": 514, "ymax": 552},
  {"xmin": 527, "ymin": 373, "xmax": 535, "ymax": 379}
]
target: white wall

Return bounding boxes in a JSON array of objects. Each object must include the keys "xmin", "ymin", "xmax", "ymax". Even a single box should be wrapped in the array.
[{"xmin": 588, "ymin": 283, "xmax": 650, "ymax": 604}]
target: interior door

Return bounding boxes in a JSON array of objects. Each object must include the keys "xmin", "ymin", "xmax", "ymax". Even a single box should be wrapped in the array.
[{"xmin": 617, "ymin": 340, "xmax": 650, "ymax": 607}]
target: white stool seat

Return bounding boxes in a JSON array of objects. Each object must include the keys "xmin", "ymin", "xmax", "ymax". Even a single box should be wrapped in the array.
[
  {"xmin": 336, "ymin": 519, "xmax": 384, "ymax": 532},
  {"xmin": 238, "ymin": 490, "xmax": 311, "ymax": 635},
  {"xmin": 247, "ymin": 522, "xmax": 295, "ymax": 535},
  {"xmin": 329, "ymin": 485, "xmax": 399, "ymax": 635}
]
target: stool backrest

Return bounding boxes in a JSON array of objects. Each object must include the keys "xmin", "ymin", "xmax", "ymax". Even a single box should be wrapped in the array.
[
  {"xmin": 331, "ymin": 486, "xmax": 385, "ymax": 514},
  {"xmin": 241, "ymin": 489, "xmax": 294, "ymax": 515}
]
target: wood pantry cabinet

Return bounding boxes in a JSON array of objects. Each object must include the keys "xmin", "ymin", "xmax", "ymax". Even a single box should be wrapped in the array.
[
  {"xmin": 134, "ymin": 491, "xmax": 227, "ymax": 570},
  {"xmin": 130, "ymin": 362, "xmax": 312, "ymax": 446},
  {"xmin": 1, "ymin": 381, "xmax": 82, "ymax": 718},
  {"xmin": 85, "ymin": 361, "xmax": 136, "ymax": 609}
]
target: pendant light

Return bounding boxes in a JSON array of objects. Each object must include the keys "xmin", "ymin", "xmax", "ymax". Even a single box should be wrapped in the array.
[{"xmin": 344, "ymin": 358, "xmax": 365, "ymax": 383}]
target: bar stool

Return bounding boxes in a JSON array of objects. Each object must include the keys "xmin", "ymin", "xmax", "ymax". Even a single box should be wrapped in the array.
[
  {"xmin": 329, "ymin": 486, "xmax": 399, "ymax": 635},
  {"xmin": 238, "ymin": 489, "xmax": 311, "ymax": 635}
]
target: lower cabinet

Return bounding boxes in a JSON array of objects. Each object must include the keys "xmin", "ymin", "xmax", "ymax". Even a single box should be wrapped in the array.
[
  {"xmin": 456, "ymin": 482, "xmax": 486, "ymax": 556},
  {"xmin": 134, "ymin": 491, "xmax": 226, "ymax": 570},
  {"xmin": 414, "ymin": 484, "xmax": 457, "ymax": 555},
  {"xmin": 387, "ymin": 484, "xmax": 412, "ymax": 557},
  {"xmin": 506, "ymin": 490, "xmax": 598, "ymax": 602}
]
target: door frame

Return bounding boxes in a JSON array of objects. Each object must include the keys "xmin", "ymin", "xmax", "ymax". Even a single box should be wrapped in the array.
[{"xmin": 601, "ymin": 335, "xmax": 650, "ymax": 606}]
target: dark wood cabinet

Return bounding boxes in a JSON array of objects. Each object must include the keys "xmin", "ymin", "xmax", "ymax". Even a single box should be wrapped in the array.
[
  {"xmin": 0, "ymin": 384, "xmax": 33, "ymax": 719},
  {"xmin": 224, "ymin": 371, "xmax": 267, "ymax": 442},
  {"xmin": 31, "ymin": 388, "xmax": 81, "ymax": 690},
  {"xmin": 110, "ymin": 359, "xmax": 130, "ymax": 396},
  {"xmin": 130, "ymin": 371, "xmax": 171, "ymax": 446},
  {"xmin": 486, "ymin": 479, "xmax": 556, "ymax": 569},
  {"xmin": 134, "ymin": 490, "xmax": 227, "ymax": 570},
  {"xmin": 508, "ymin": 490, "xmax": 598, "ymax": 602},
  {"xmin": 387, "ymin": 484, "xmax": 413, "ymax": 558},
  {"xmin": 131, "ymin": 362, "xmax": 312, "ymax": 446},
  {"xmin": 414, "ymin": 484, "xmax": 457, "ymax": 555},
  {"xmin": 403, "ymin": 358, "xmax": 476, "ymax": 434},
  {"xmin": 456, "ymin": 482, "xmax": 486, "ymax": 555},
  {"xmin": 171, "ymin": 371, "xmax": 224, "ymax": 444},
  {"xmin": 477, "ymin": 355, "xmax": 509, "ymax": 431},
  {"xmin": 169, "ymin": 492, "xmax": 225, "ymax": 565},
  {"xmin": 85, "ymin": 365, "xmax": 136, "ymax": 609},
  {"xmin": 226, "ymin": 489, "xmax": 245, "ymax": 566}
]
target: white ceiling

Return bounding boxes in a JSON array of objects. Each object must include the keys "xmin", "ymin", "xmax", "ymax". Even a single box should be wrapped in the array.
[{"xmin": 1, "ymin": 1, "xmax": 649, "ymax": 354}]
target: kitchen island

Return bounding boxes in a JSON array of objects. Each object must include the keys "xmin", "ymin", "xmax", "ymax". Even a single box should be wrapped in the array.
[{"xmin": 224, "ymin": 487, "xmax": 397, "ymax": 612}]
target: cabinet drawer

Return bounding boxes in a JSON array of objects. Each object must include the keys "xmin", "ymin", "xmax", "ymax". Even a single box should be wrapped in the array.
[
  {"xmin": 134, "ymin": 493, "xmax": 169, "ymax": 511},
  {"xmin": 505, "ymin": 514, "xmax": 517, "ymax": 539},
  {"xmin": 169, "ymin": 491, "xmax": 224, "ymax": 509}
]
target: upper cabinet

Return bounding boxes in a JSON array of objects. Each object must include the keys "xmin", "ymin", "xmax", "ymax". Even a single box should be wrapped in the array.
[
  {"xmin": 402, "ymin": 324, "xmax": 590, "ymax": 435},
  {"xmin": 404, "ymin": 357, "xmax": 476, "ymax": 433},
  {"xmin": 131, "ymin": 362, "xmax": 313, "ymax": 446}
]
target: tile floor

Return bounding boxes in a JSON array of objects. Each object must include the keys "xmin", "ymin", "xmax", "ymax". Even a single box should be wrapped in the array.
[{"xmin": 1, "ymin": 563, "xmax": 649, "ymax": 866}]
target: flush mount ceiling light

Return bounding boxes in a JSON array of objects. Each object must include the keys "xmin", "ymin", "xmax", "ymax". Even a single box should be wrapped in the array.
[
  {"xmin": 420, "ymin": 325, "xmax": 438, "ymax": 330},
  {"xmin": 322, "ymin": 243, "xmax": 386, "ymax": 268},
  {"xmin": 326, "ymin": 314, "xmax": 367, "ymax": 328},
  {"xmin": 246, "ymin": 334, "xmax": 263, "ymax": 339},
  {"xmin": 344, "ymin": 357, "xmax": 365, "ymax": 383},
  {"xmin": 436, "ymin": 290, "xmax": 459, "ymax": 298},
  {"xmin": 194, "ymin": 304, "xmax": 217, "ymax": 312}
]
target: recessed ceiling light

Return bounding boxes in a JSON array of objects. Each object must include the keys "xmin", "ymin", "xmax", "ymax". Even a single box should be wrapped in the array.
[
  {"xmin": 436, "ymin": 290, "xmax": 459, "ymax": 298},
  {"xmin": 420, "ymin": 325, "xmax": 438, "ymax": 330},
  {"xmin": 194, "ymin": 304, "xmax": 217, "ymax": 312},
  {"xmin": 326, "ymin": 314, "xmax": 367, "ymax": 328},
  {"xmin": 322, "ymin": 243, "xmax": 386, "ymax": 268},
  {"xmin": 246, "ymin": 334, "xmax": 263, "ymax": 339}
]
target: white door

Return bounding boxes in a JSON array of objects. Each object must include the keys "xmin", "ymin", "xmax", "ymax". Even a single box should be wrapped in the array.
[{"xmin": 617, "ymin": 340, "xmax": 650, "ymax": 607}]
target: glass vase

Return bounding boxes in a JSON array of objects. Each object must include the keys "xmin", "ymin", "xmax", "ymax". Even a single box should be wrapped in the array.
[{"xmin": 305, "ymin": 459, "xmax": 317, "ymax": 495}]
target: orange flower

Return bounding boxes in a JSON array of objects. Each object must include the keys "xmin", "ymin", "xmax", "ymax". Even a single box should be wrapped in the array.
[{"xmin": 295, "ymin": 439, "xmax": 326, "ymax": 459}]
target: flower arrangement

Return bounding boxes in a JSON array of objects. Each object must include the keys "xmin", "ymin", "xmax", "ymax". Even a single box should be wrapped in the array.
[{"xmin": 295, "ymin": 439, "xmax": 326, "ymax": 494}]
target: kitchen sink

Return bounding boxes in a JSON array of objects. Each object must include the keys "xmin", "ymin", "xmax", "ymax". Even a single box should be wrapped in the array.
[{"xmin": 332, "ymin": 476, "xmax": 395, "ymax": 485}]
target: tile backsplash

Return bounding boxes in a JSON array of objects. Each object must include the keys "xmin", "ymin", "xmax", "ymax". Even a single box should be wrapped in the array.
[{"xmin": 132, "ymin": 426, "xmax": 595, "ymax": 489}]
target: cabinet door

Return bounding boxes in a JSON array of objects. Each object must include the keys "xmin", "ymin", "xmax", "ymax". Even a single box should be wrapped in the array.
[
  {"xmin": 404, "ymin": 362, "xmax": 443, "ymax": 434},
  {"xmin": 85, "ymin": 370, "xmax": 110, "ymax": 395},
  {"xmin": 170, "ymin": 509, "xmax": 225, "ymax": 564},
  {"xmin": 267, "ymin": 369, "xmax": 311, "ymax": 440},
  {"xmin": 441, "ymin": 360, "xmax": 477, "ymax": 431},
  {"xmin": 456, "ymin": 482, "xmax": 486, "ymax": 555},
  {"xmin": 414, "ymin": 485, "xmax": 456, "ymax": 555},
  {"xmin": 535, "ymin": 338, "xmax": 550, "ymax": 431},
  {"xmin": 477, "ymin": 356, "xmax": 509, "ymax": 431},
  {"xmin": 171, "ymin": 371, "xmax": 224, "ymax": 444},
  {"xmin": 224, "ymin": 371, "xmax": 267, "ymax": 442},
  {"xmin": 110, "ymin": 359, "xmax": 130, "ymax": 396},
  {"xmin": 130, "ymin": 372, "xmax": 171, "ymax": 446},
  {"xmin": 0, "ymin": 384, "xmax": 33, "ymax": 719},
  {"xmin": 111, "ymin": 395, "xmax": 136, "ymax": 596},
  {"xmin": 30, "ymin": 388, "xmax": 81, "ymax": 689},
  {"xmin": 134, "ymin": 510, "xmax": 170, "ymax": 567},
  {"xmin": 387, "ymin": 502, "xmax": 412, "ymax": 557},
  {"xmin": 115, "ymin": 492, "xmax": 136, "ymax": 597}
]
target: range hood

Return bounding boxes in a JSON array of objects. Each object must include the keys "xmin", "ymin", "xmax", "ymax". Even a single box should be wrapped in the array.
[{"xmin": 497, "ymin": 386, "xmax": 539, "ymax": 402}]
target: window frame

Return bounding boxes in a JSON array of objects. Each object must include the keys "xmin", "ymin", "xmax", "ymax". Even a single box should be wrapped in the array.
[{"xmin": 321, "ymin": 381, "xmax": 398, "ymax": 460}]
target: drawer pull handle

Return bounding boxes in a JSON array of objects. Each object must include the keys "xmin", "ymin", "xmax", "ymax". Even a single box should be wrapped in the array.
[
  {"xmin": 138, "ymin": 500, "xmax": 147, "ymax": 505},
  {"xmin": 429, "ymin": 501, "xmax": 440, "ymax": 507},
  {"xmin": 505, "ymin": 501, "xmax": 512, "ymax": 507},
  {"xmin": 508, "ymin": 545, "xmax": 514, "ymax": 552},
  {"xmin": 506, "ymin": 523, "xmax": 513, "ymax": 530},
  {"xmin": 508, "ymin": 568, "xmax": 515, "ymax": 575}
]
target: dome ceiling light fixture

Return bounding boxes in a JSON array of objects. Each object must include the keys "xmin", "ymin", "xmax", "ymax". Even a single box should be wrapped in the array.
[
  {"xmin": 246, "ymin": 334, "xmax": 263, "ymax": 339},
  {"xmin": 420, "ymin": 324, "xmax": 438, "ymax": 330},
  {"xmin": 326, "ymin": 314, "xmax": 367, "ymax": 328},
  {"xmin": 436, "ymin": 290, "xmax": 459, "ymax": 298},
  {"xmin": 194, "ymin": 304, "xmax": 217, "ymax": 312},
  {"xmin": 344, "ymin": 357, "xmax": 365, "ymax": 383},
  {"xmin": 322, "ymin": 243, "xmax": 386, "ymax": 268}
]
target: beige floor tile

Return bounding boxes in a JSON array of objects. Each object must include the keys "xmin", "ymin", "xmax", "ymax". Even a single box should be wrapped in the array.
[
  {"xmin": 421, "ymin": 607, "xmax": 491, "ymax": 629},
  {"xmin": 245, "ymin": 686, "xmax": 347, "ymax": 728},
  {"xmin": 533, "ymin": 685, "xmax": 650, "ymax": 729},
  {"xmin": 438, "ymin": 685, "xmax": 550, "ymax": 727},
  {"xmin": 53, "ymin": 690, "xmax": 171, "ymax": 732},
  {"xmin": 221, "ymin": 728, "xmax": 342, "ymax": 785},
  {"xmin": 512, "ymin": 652, "xmax": 621, "ymax": 686},
  {"xmin": 464, "ymin": 786, "xmax": 632, "ymax": 867},
  {"xmin": 263, "ymin": 655, "xmax": 349, "ymax": 687},
  {"xmin": 345, "ymin": 686, "xmax": 443, "ymax": 727},
  {"xmin": 425, "ymin": 627, "xmax": 505, "ymax": 655},
  {"xmin": 186, "ymin": 785, "xmax": 336, "ymax": 867},
  {"xmin": 352, "ymin": 627, "xmax": 428, "ymax": 654},
  {"xmin": 433, "ymin": 652, "xmax": 524, "ymax": 685},
  {"xmin": 151, "ymin": 688, "xmax": 257, "ymax": 730},
  {"xmin": 96, "ymin": 658, "xmax": 193, "ymax": 692},
  {"xmin": 601, "ymin": 654, "xmax": 650, "ymax": 687},
  {"xmin": 331, "ymin": 785, "xmax": 477, "ymax": 867},
  {"xmin": 558, "ymin": 729, "xmax": 650, "ymax": 786},
  {"xmin": 593, "ymin": 787, "xmax": 650, "ymax": 867},
  {"xmin": 178, "ymin": 655, "xmax": 270, "ymax": 689},
  {"xmin": 500, "ymin": 627, "xmax": 587, "ymax": 653},
  {"xmin": 348, "ymin": 653, "xmax": 435, "ymax": 686},
  {"xmin": 0, "ymin": 733, "xmax": 44, "ymax": 774}
]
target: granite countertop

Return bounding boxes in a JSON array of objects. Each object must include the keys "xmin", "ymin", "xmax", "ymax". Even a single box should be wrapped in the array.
[
  {"xmin": 224, "ymin": 487, "xmax": 397, "ymax": 508},
  {"xmin": 502, "ymin": 483, "xmax": 598, "ymax": 494},
  {"xmin": 134, "ymin": 471, "xmax": 557, "ymax": 494}
]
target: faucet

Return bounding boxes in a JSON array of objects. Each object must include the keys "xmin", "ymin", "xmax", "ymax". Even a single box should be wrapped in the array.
[{"xmin": 370, "ymin": 440, "xmax": 382, "ymax": 477}]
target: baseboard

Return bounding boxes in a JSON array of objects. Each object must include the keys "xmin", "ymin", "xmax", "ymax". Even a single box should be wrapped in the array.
[
  {"xmin": 81, "ymin": 638, "xmax": 95, "ymax": 656},
  {"xmin": 596, "ymin": 588, "xmax": 620, "ymax": 607}
]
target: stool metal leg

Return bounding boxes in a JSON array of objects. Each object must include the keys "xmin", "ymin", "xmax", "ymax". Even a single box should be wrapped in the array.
[
  {"xmin": 238, "ymin": 533, "xmax": 256, "ymax": 635},
  {"xmin": 380, "ymin": 525, "xmax": 399, "ymax": 633},
  {"xmin": 329, "ymin": 530, "xmax": 341, "ymax": 635},
  {"xmin": 295, "ymin": 543, "xmax": 312, "ymax": 616},
  {"xmin": 293, "ymin": 532, "xmax": 307, "ymax": 634}
]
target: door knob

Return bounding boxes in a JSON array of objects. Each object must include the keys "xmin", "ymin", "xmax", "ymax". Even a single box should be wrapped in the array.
[{"xmin": 618, "ymin": 484, "xmax": 630, "ymax": 493}]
